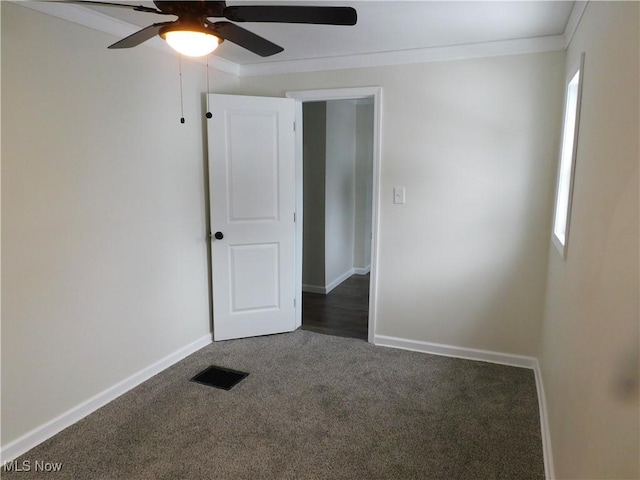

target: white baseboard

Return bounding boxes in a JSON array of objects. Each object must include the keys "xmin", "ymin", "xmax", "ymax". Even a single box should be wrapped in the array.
[
  {"xmin": 302, "ymin": 283, "xmax": 325, "ymax": 294},
  {"xmin": 374, "ymin": 334, "xmax": 554, "ymax": 479},
  {"xmin": 374, "ymin": 334, "xmax": 537, "ymax": 368},
  {"xmin": 532, "ymin": 359, "xmax": 555, "ymax": 480},
  {"xmin": 353, "ymin": 265, "xmax": 371, "ymax": 275},
  {"xmin": 325, "ymin": 269, "xmax": 355, "ymax": 294},
  {"xmin": 0, "ymin": 334, "xmax": 212, "ymax": 463},
  {"xmin": 303, "ymin": 268, "xmax": 358, "ymax": 295}
]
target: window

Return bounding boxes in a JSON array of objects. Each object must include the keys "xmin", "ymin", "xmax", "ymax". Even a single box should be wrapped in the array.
[{"xmin": 553, "ymin": 53, "xmax": 585, "ymax": 258}]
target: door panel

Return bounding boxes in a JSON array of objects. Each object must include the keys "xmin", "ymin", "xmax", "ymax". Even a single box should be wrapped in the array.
[
  {"xmin": 227, "ymin": 112, "xmax": 279, "ymax": 221},
  {"xmin": 229, "ymin": 243, "xmax": 280, "ymax": 312},
  {"xmin": 208, "ymin": 94, "xmax": 296, "ymax": 341}
]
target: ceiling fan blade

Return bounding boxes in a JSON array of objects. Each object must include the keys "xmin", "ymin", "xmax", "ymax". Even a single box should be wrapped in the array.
[
  {"xmin": 63, "ymin": 1, "xmax": 170, "ymax": 15},
  {"xmin": 223, "ymin": 6, "xmax": 357, "ymax": 25},
  {"xmin": 207, "ymin": 21, "xmax": 283, "ymax": 57},
  {"xmin": 151, "ymin": 0, "xmax": 226, "ymax": 17},
  {"xmin": 108, "ymin": 22, "xmax": 174, "ymax": 49},
  {"xmin": 199, "ymin": 1, "xmax": 227, "ymax": 17}
]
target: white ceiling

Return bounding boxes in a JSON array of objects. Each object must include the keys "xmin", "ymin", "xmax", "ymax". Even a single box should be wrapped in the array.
[{"xmin": 24, "ymin": 1, "xmax": 584, "ymax": 76}]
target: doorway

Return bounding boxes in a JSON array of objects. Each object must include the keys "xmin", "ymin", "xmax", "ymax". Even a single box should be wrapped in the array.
[{"xmin": 286, "ymin": 87, "xmax": 382, "ymax": 343}]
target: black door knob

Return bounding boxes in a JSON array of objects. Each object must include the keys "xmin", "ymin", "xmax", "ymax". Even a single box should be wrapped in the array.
[{"xmin": 214, "ymin": 231, "xmax": 224, "ymax": 240}]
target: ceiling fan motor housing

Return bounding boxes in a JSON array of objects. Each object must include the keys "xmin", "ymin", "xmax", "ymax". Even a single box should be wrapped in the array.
[{"xmin": 153, "ymin": 1, "xmax": 226, "ymax": 18}]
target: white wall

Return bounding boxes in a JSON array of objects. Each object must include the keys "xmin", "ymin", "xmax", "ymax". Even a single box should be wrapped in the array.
[
  {"xmin": 302, "ymin": 102, "xmax": 326, "ymax": 288},
  {"xmin": 324, "ymin": 100, "xmax": 356, "ymax": 287},
  {"xmin": 354, "ymin": 101, "xmax": 374, "ymax": 272},
  {"xmin": 1, "ymin": 2, "xmax": 238, "ymax": 449},
  {"xmin": 238, "ymin": 52, "xmax": 564, "ymax": 356},
  {"xmin": 302, "ymin": 100, "xmax": 372, "ymax": 292},
  {"xmin": 538, "ymin": 2, "xmax": 639, "ymax": 478}
]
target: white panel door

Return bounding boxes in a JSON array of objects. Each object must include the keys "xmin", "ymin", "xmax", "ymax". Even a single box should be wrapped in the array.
[{"xmin": 207, "ymin": 94, "xmax": 296, "ymax": 341}]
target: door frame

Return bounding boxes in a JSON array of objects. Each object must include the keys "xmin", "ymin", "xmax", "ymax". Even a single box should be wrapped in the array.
[{"xmin": 286, "ymin": 86, "xmax": 383, "ymax": 344}]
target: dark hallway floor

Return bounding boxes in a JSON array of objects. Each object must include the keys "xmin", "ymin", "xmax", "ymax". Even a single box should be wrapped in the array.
[{"xmin": 301, "ymin": 273, "xmax": 369, "ymax": 340}]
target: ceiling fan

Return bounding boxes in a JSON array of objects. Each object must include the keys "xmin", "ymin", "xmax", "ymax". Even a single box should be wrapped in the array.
[{"xmin": 67, "ymin": 1, "xmax": 358, "ymax": 57}]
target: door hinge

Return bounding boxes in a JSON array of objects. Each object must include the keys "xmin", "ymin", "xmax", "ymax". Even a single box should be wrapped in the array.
[
  {"xmin": 294, "ymin": 212, "xmax": 296, "ymax": 223},
  {"xmin": 294, "ymin": 298, "xmax": 296, "ymax": 307},
  {"xmin": 293, "ymin": 121, "xmax": 296, "ymax": 132}
]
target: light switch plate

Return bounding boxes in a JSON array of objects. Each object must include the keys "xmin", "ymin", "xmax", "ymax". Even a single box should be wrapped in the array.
[{"xmin": 394, "ymin": 187, "xmax": 406, "ymax": 204}]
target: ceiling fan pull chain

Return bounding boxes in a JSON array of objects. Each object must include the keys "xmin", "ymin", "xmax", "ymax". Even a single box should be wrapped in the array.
[
  {"xmin": 205, "ymin": 55, "xmax": 213, "ymax": 119},
  {"xmin": 178, "ymin": 54, "xmax": 185, "ymax": 124}
]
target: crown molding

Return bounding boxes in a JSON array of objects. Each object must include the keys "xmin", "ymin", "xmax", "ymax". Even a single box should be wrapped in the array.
[
  {"xmin": 14, "ymin": 0, "xmax": 586, "ymax": 79},
  {"xmin": 563, "ymin": 1, "xmax": 588, "ymax": 48},
  {"xmin": 12, "ymin": 1, "xmax": 240, "ymax": 76},
  {"xmin": 239, "ymin": 34, "xmax": 566, "ymax": 77}
]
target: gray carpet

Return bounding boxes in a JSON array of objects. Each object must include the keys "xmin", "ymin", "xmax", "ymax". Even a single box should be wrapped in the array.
[{"xmin": 3, "ymin": 330, "xmax": 544, "ymax": 479}]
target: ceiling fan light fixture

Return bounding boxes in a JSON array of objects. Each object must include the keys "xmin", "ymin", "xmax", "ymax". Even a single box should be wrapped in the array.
[{"xmin": 161, "ymin": 27, "xmax": 220, "ymax": 57}]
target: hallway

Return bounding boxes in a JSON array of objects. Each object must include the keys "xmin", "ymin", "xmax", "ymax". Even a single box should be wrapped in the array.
[{"xmin": 301, "ymin": 274, "xmax": 369, "ymax": 340}]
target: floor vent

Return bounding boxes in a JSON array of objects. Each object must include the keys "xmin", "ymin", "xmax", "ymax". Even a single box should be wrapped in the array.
[{"xmin": 190, "ymin": 365, "xmax": 249, "ymax": 391}]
